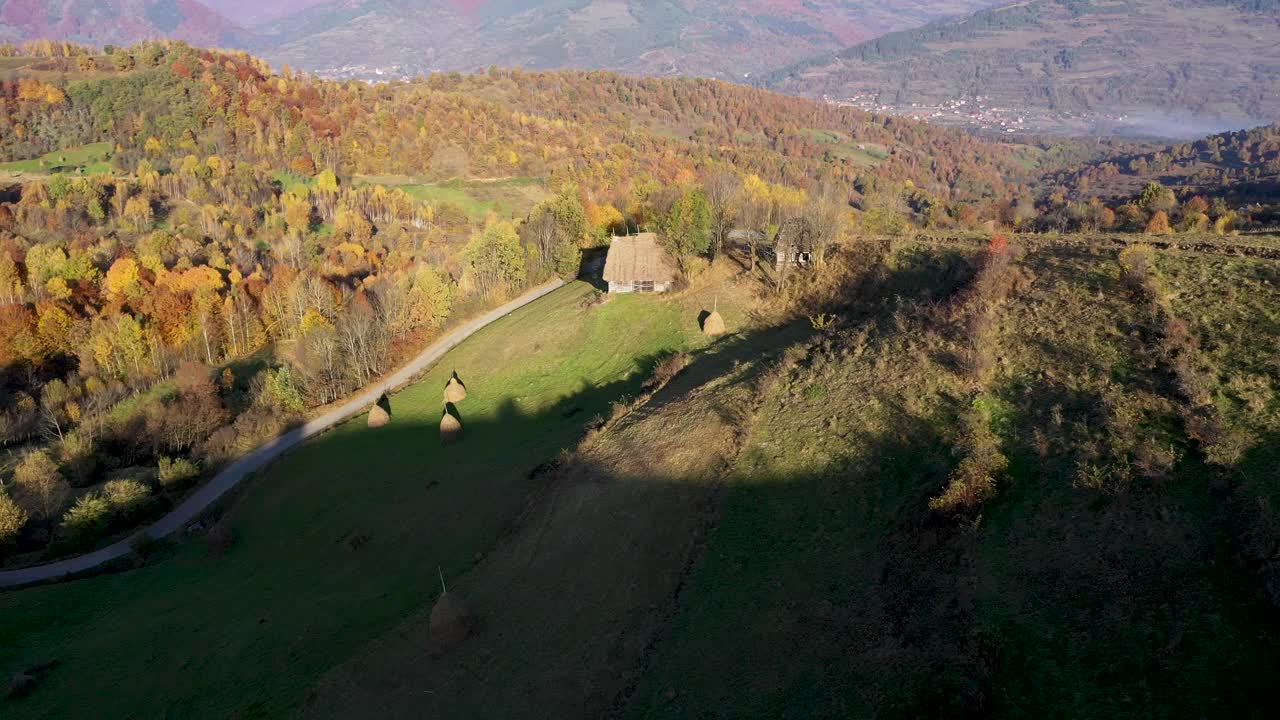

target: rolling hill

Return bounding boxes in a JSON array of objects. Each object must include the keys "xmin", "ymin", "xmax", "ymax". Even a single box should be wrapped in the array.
[
  {"xmin": 0, "ymin": 0, "xmax": 257, "ymax": 47},
  {"xmin": 195, "ymin": 0, "xmax": 1004, "ymax": 80},
  {"xmin": 200, "ymin": 0, "xmax": 326, "ymax": 25},
  {"xmin": 1, "ymin": 1, "xmax": 1009, "ymax": 80},
  {"xmin": 769, "ymin": 0, "xmax": 1280, "ymax": 136},
  {"xmin": 1049, "ymin": 122, "xmax": 1280, "ymax": 201}
]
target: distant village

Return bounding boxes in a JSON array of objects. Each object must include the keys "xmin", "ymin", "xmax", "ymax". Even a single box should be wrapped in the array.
[
  {"xmin": 315, "ymin": 63, "xmax": 417, "ymax": 82},
  {"xmin": 827, "ymin": 92, "xmax": 1131, "ymax": 136}
]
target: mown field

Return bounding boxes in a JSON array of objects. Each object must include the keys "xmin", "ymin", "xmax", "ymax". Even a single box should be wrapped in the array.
[{"xmin": 0, "ymin": 281, "xmax": 714, "ymax": 719}]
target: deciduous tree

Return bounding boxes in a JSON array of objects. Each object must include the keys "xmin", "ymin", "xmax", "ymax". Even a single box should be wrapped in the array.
[{"xmin": 13, "ymin": 449, "xmax": 70, "ymax": 521}]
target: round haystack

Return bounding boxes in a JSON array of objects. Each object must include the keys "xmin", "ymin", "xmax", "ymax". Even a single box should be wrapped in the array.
[
  {"xmin": 702, "ymin": 310, "xmax": 726, "ymax": 336},
  {"xmin": 440, "ymin": 410, "xmax": 463, "ymax": 444},
  {"xmin": 367, "ymin": 402, "xmax": 391, "ymax": 428},
  {"xmin": 429, "ymin": 591, "xmax": 475, "ymax": 649},
  {"xmin": 444, "ymin": 376, "xmax": 467, "ymax": 404}
]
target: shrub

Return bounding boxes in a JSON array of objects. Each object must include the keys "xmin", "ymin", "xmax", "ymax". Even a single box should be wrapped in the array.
[
  {"xmin": 230, "ymin": 406, "xmax": 292, "ymax": 453},
  {"xmin": 1117, "ymin": 243, "xmax": 1157, "ymax": 293},
  {"xmin": 930, "ymin": 450, "xmax": 1005, "ymax": 513},
  {"xmin": 259, "ymin": 365, "xmax": 306, "ymax": 413},
  {"xmin": 158, "ymin": 456, "xmax": 200, "ymax": 489},
  {"xmin": 60, "ymin": 493, "xmax": 114, "ymax": 546},
  {"xmin": 0, "ymin": 492, "xmax": 27, "ymax": 547},
  {"xmin": 58, "ymin": 479, "xmax": 154, "ymax": 550},
  {"xmin": 681, "ymin": 255, "xmax": 711, "ymax": 280},
  {"xmin": 930, "ymin": 399, "xmax": 1009, "ymax": 513},
  {"xmin": 1144, "ymin": 210, "xmax": 1173, "ymax": 235},
  {"xmin": 579, "ymin": 289, "xmax": 609, "ymax": 310},
  {"xmin": 103, "ymin": 479, "xmax": 152, "ymax": 519},
  {"xmin": 809, "ymin": 313, "xmax": 840, "ymax": 332},
  {"xmin": 643, "ymin": 352, "xmax": 691, "ymax": 392},
  {"xmin": 13, "ymin": 449, "xmax": 70, "ymax": 520},
  {"xmin": 197, "ymin": 425, "xmax": 237, "ymax": 464},
  {"xmin": 58, "ymin": 429, "xmax": 99, "ymax": 487}
]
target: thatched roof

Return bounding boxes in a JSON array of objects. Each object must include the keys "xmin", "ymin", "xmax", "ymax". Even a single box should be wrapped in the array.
[
  {"xmin": 774, "ymin": 217, "xmax": 817, "ymax": 253},
  {"xmin": 429, "ymin": 591, "xmax": 474, "ymax": 650},
  {"xmin": 603, "ymin": 233, "xmax": 678, "ymax": 285}
]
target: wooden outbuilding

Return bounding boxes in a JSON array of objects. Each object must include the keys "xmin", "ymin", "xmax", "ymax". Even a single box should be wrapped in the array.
[{"xmin": 773, "ymin": 217, "xmax": 817, "ymax": 272}]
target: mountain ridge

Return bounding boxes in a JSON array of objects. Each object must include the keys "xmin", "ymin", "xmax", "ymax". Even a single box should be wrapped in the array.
[
  {"xmin": 0, "ymin": 0, "xmax": 257, "ymax": 47},
  {"xmin": 767, "ymin": 0, "xmax": 1280, "ymax": 135}
]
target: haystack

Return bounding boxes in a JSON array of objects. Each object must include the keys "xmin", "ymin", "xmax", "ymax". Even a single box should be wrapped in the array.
[
  {"xmin": 367, "ymin": 396, "xmax": 391, "ymax": 428},
  {"xmin": 429, "ymin": 591, "xmax": 475, "ymax": 649},
  {"xmin": 702, "ymin": 310, "xmax": 726, "ymax": 336},
  {"xmin": 444, "ymin": 375, "xmax": 467, "ymax": 403},
  {"xmin": 440, "ymin": 406, "xmax": 463, "ymax": 444}
]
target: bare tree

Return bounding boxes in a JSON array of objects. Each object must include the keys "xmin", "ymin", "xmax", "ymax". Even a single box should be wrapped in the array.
[
  {"xmin": 336, "ymin": 298, "xmax": 389, "ymax": 388},
  {"xmin": 808, "ymin": 184, "xmax": 850, "ymax": 274},
  {"xmin": 39, "ymin": 378, "xmax": 74, "ymax": 442},
  {"xmin": 703, "ymin": 171, "xmax": 741, "ymax": 259}
]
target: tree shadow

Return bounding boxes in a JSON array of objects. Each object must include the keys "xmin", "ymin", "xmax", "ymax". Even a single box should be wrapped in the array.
[{"xmin": 578, "ymin": 247, "xmax": 609, "ymax": 291}]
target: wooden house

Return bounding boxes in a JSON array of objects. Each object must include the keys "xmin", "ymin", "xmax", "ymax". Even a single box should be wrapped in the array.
[
  {"xmin": 773, "ymin": 217, "xmax": 817, "ymax": 272},
  {"xmin": 603, "ymin": 233, "xmax": 678, "ymax": 293}
]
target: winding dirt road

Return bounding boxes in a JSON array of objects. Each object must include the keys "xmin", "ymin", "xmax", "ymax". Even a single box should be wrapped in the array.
[{"xmin": 0, "ymin": 279, "xmax": 566, "ymax": 589}]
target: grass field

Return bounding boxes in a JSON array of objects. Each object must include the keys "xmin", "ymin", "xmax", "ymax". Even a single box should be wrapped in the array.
[
  {"xmin": 0, "ymin": 142, "xmax": 113, "ymax": 176},
  {"xmin": 798, "ymin": 128, "xmax": 888, "ymax": 166},
  {"xmin": 270, "ymin": 172, "xmax": 549, "ymax": 220},
  {"xmin": 270, "ymin": 169, "xmax": 314, "ymax": 194},
  {"xmin": 356, "ymin": 176, "xmax": 550, "ymax": 220},
  {"xmin": 0, "ymin": 281, "xmax": 712, "ymax": 719}
]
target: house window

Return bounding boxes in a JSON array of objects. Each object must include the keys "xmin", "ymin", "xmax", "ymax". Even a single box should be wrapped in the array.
[{"xmin": 636, "ymin": 280, "xmax": 655, "ymax": 293}]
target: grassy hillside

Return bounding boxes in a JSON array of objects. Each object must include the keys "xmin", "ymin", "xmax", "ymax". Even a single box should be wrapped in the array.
[
  {"xmin": 0, "ymin": 280, "xmax": 718, "ymax": 718},
  {"xmin": 301, "ymin": 234, "xmax": 1280, "ymax": 719},
  {"xmin": 626, "ymin": 236, "xmax": 1280, "ymax": 717},
  {"xmin": 3, "ymin": 235, "xmax": 1279, "ymax": 718},
  {"xmin": 771, "ymin": 0, "xmax": 1280, "ymax": 135}
]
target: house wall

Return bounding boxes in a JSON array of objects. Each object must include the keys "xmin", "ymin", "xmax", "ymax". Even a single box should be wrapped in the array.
[
  {"xmin": 608, "ymin": 281, "xmax": 672, "ymax": 294},
  {"xmin": 774, "ymin": 251, "xmax": 813, "ymax": 272}
]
